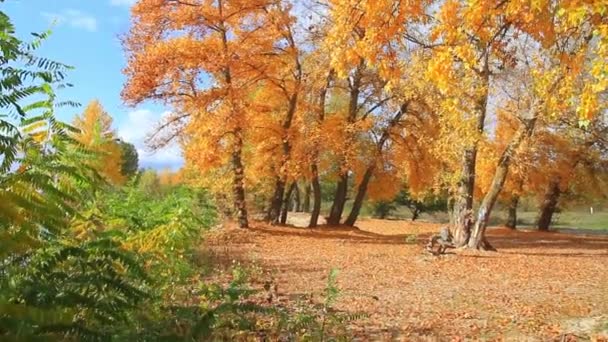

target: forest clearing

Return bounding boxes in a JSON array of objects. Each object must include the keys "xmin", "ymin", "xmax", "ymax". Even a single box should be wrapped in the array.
[{"xmin": 203, "ymin": 215, "xmax": 608, "ymax": 340}]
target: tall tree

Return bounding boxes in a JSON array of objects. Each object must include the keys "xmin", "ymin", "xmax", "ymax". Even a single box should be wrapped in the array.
[
  {"xmin": 324, "ymin": 0, "xmax": 436, "ymax": 226},
  {"xmin": 306, "ymin": 66, "xmax": 333, "ymax": 228},
  {"xmin": 122, "ymin": 0, "xmax": 279, "ymax": 228},
  {"xmin": 255, "ymin": 3, "xmax": 304, "ymax": 225},
  {"xmin": 421, "ymin": 0, "xmax": 608, "ymax": 249}
]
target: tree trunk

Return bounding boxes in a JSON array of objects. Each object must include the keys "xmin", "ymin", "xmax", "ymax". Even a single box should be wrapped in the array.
[
  {"xmin": 266, "ymin": 30, "xmax": 301, "ymax": 224},
  {"xmin": 343, "ymin": 103, "xmax": 409, "ymax": 227},
  {"xmin": 310, "ymin": 167, "xmax": 322, "ymax": 227},
  {"xmin": 505, "ymin": 195, "xmax": 519, "ymax": 229},
  {"xmin": 303, "ymin": 183, "xmax": 311, "ymax": 212},
  {"xmin": 378, "ymin": 208, "xmax": 388, "ymax": 219},
  {"xmin": 309, "ymin": 70, "xmax": 333, "ymax": 228},
  {"xmin": 327, "ymin": 174, "xmax": 348, "ymax": 225},
  {"xmin": 452, "ymin": 148, "xmax": 477, "ymax": 246},
  {"xmin": 451, "ymin": 60, "xmax": 490, "ymax": 246},
  {"xmin": 506, "ymin": 179, "xmax": 524, "ymax": 229},
  {"xmin": 344, "ymin": 166, "xmax": 374, "ymax": 226},
  {"xmin": 467, "ymin": 162, "xmax": 507, "ymax": 250},
  {"xmin": 268, "ymin": 92, "xmax": 298, "ymax": 224},
  {"xmin": 293, "ymin": 183, "xmax": 301, "ymax": 212},
  {"xmin": 411, "ymin": 206, "xmax": 421, "ymax": 221},
  {"xmin": 468, "ymin": 119, "xmax": 535, "ymax": 249},
  {"xmin": 231, "ymin": 131, "xmax": 249, "ymax": 229},
  {"xmin": 537, "ymin": 179, "xmax": 561, "ymax": 231},
  {"xmin": 268, "ymin": 179, "xmax": 286, "ymax": 224},
  {"xmin": 327, "ymin": 62, "xmax": 364, "ymax": 226},
  {"xmin": 535, "ymin": 141, "xmax": 591, "ymax": 231},
  {"xmin": 218, "ymin": 3, "xmax": 248, "ymax": 229},
  {"xmin": 280, "ymin": 182, "xmax": 296, "ymax": 225}
]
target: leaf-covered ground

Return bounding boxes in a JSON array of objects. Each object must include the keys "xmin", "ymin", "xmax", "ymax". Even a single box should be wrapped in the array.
[{"xmin": 203, "ymin": 214, "xmax": 608, "ymax": 341}]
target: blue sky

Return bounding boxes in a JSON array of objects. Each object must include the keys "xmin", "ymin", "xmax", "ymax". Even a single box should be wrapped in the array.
[{"xmin": 4, "ymin": 0, "xmax": 182, "ymax": 170}]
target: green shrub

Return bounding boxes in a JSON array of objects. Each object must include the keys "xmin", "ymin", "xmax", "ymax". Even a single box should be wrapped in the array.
[{"xmin": 1, "ymin": 238, "xmax": 151, "ymax": 340}]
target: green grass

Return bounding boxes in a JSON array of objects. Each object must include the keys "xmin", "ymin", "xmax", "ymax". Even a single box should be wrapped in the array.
[
  {"xmin": 316, "ymin": 200, "xmax": 608, "ymax": 231},
  {"xmin": 511, "ymin": 211, "xmax": 608, "ymax": 230}
]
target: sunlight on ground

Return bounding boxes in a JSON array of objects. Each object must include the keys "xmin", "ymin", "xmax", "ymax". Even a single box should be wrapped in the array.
[{"xmin": 204, "ymin": 216, "xmax": 608, "ymax": 340}]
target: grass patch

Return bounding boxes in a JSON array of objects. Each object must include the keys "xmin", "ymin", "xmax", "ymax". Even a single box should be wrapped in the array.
[{"xmin": 317, "ymin": 200, "xmax": 608, "ymax": 230}]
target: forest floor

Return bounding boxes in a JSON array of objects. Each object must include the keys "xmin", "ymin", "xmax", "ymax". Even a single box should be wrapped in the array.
[{"xmin": 201, "ymin": 214, "xmax": 608, "ymax": 341}]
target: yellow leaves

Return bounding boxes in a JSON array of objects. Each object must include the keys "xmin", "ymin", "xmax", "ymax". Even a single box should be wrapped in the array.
[
  {"xmin": 426, "ymin": 50, "xmax": 453, "ymax": 94},
  {"xmin": 590, "ymin": 60, "xmax": 608, "ymax": 92},
  {"xmin": 72, "ymin": 100, "xmax": 126, "ymax": 186},
  {"xmin": 158, "ymin": 168, "xmax": 182, "ymax": 186},
  {"xmin": 320, "ymin": 115, "xmax": 363, "ymax": 173},
  {"xmin": 463, "ymin": 0, "xmax": 491, "ymax": 33},
  {"xmin": 124, "ymin": 222, "xmax": 180, "ymax": 257},
  {"xmin": 454, "ymin": 45, "xmax": 477, "ymax": 69},
  {"xmin": 100, "ymin": 142, "xmax": 127, "ymax": 186},
  {"xmin": 326, "ymin": 0, "xmax": 429, "ymax": 82},
  {"xmin": 577, "ymin": 85, "xmax": 600, "ymax": 121},
  {"xmin": 559, "ymin": 2, "xmax": 591, "ymax": 27}
]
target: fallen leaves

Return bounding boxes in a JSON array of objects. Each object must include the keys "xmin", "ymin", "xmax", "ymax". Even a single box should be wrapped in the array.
[{"xmin": 203, "ymin": 216, "xmax": 608, "ymax": 340}]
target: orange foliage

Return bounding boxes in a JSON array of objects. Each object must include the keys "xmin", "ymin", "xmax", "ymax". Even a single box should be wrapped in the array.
[
  {"xmin": 158, "ymin": 168, "xmax": 182, "ymax": 187},
  {"xmin": 120, "ymin": 0, "xmax": 608, "ymax": 227},
  {"xmin": 72, "ymin": 100, "xmax": 126, "ymax": 186}
]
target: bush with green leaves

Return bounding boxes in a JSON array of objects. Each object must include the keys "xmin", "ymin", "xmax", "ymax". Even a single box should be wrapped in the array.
[
  {"xmin": 0, "ymin": 8, "xmax": 88, "ymax": 238},
  {"xmin": 0, "ymin": 11, "xmax": 155, "ymax": 339},
  {"xmin": 1, "ymin": 237, "xmax": 152, "ymax": 340},
  {"xmin": 72, "ymin": 178, "xmax": 217, "ymax": 293},
  {"xmin": 0, "ymin": 11, "xmax": 203, "ymax": 339},
  {"xmin": 2, "ymin": 170, "xmax": 221, "ymax": 340}
]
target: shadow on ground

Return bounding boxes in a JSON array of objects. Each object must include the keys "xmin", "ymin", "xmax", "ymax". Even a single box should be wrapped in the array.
[{"xmin": 242, "ymin": 219, "xmax": 608, "ymax": 257}]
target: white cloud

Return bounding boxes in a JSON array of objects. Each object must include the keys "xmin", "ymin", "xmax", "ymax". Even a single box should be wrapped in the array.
[
  {"xmin": 109, "ymin": 0, "xmax": 136, "ymax": 7},
  {"xmin": 42, "ymin": 9, "xmax": 98, "ymax": 32},
  {"xmin": 118, "ymin": 109, "xmax": 184, "ymax": 170}
]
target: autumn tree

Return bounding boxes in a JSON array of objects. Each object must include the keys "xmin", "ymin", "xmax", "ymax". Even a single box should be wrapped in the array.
[
  {"xmin": 72, "ymin": 100, "xmax": 126, "ymax": 186},
  {"xmin": 288, "ymin": 31, "xmax": 336, "ymax": 227},
  {"xmin": 306, "ymin": 64, "xmax": 334, "ymax": 227},
  {"xmin": 526, "ymin": 116, "xmax": 608, "ymax": 231},
  {"xmin": 475, "ymin": 105, "xmax": 608, "ymax": 232},
  {"xmin": 245, "ymin": 3, "xmax": 304, "ymax": 225},
  {"xmin": 467, "ymin": 3, "xmax": 607, "ymax": 247},
  {"xmin": 121, "ymin": 0, "xmax": 607, "ymax": 237},
  {"xmin": 122, "ymin": 0, "xmax": 280, "ymax": 228},
  {"xmin": 323, "ymin": 0, "xmax": 445, "ymax": 226},
  {"xmin": 402, "ymin": 0, "xmax": 608, "ymax": 249}
]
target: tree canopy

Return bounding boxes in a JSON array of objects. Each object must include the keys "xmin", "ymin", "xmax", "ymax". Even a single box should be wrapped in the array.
[{"xmin": 121, "ymin": 0, "xmax": 608, "ymax": 248}]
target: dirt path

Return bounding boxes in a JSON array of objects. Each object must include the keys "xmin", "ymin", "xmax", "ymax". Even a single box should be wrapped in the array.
[{"xmin": 203, "ymin": 215, "xmax": 608, "ymax": 340}]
